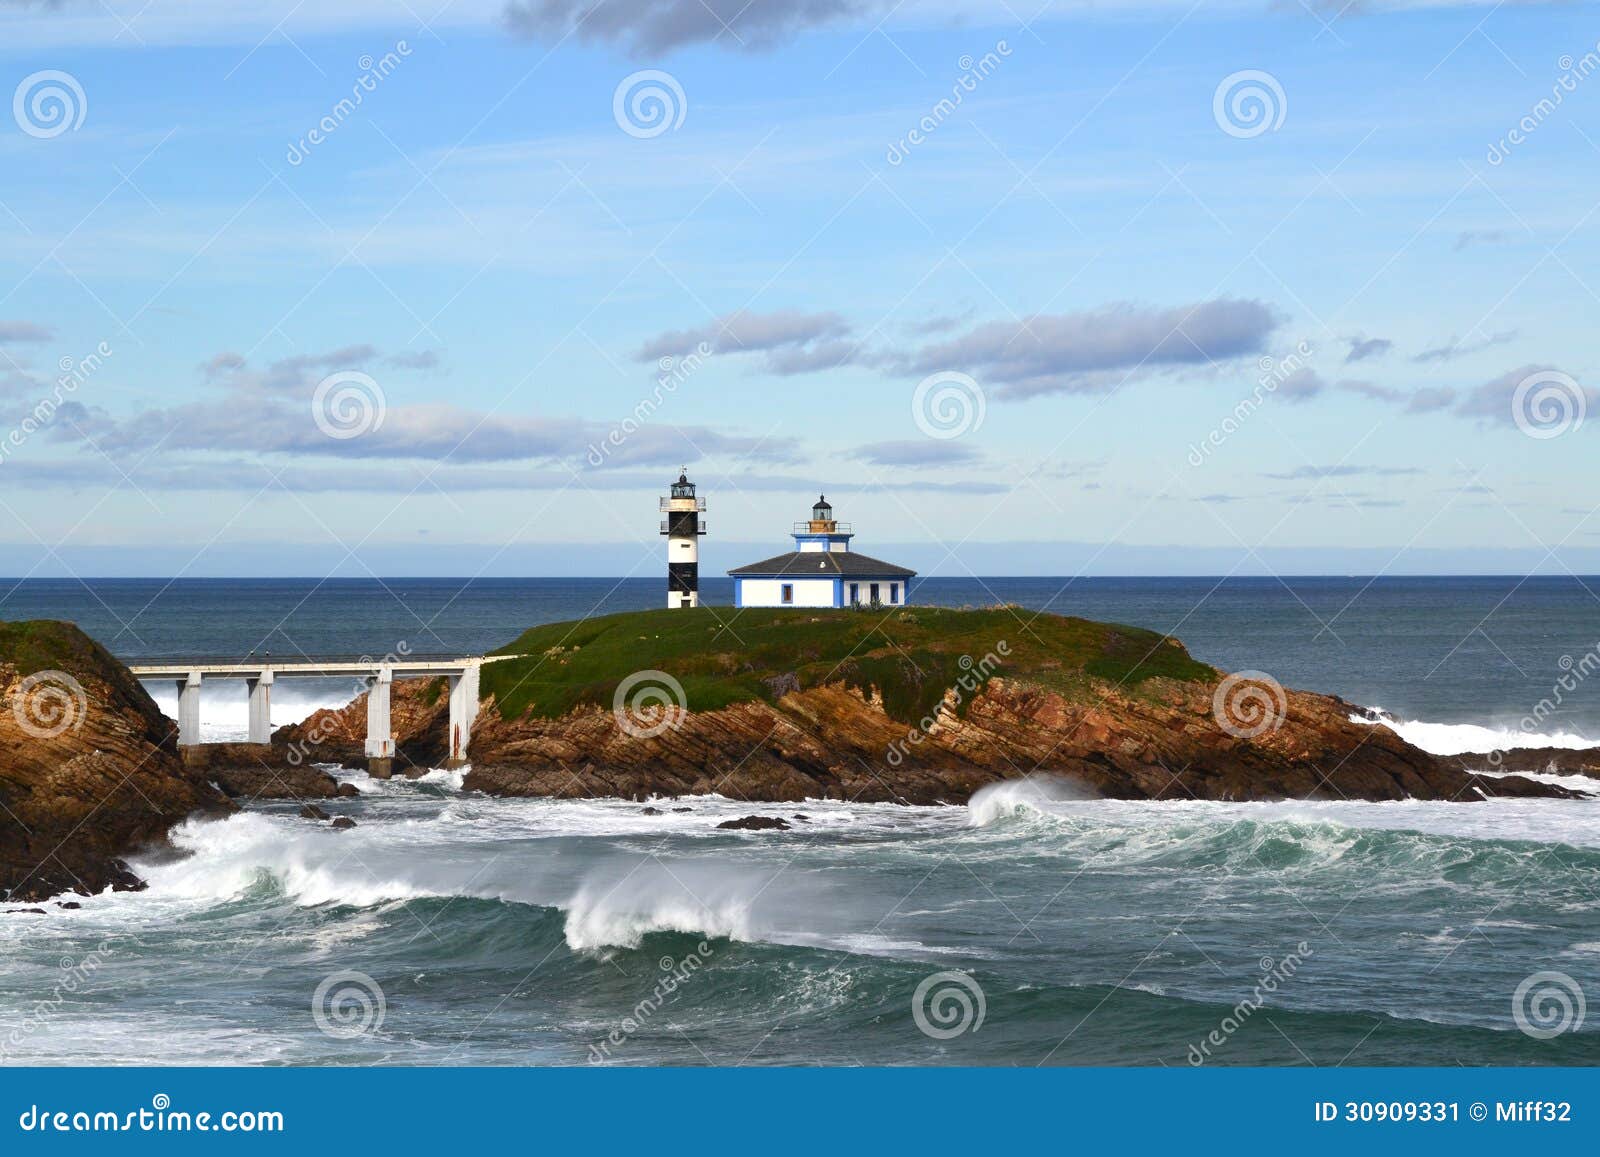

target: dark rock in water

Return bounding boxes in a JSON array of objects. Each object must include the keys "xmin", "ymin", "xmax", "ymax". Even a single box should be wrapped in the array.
[
  {"xmin": 57, "ymin": 901, "xmax": 82, "ymax": 910},
  {"xmin": 196, "ymin": 754, "xmax": 347, "ymax": 800},
  {"xmin": 672, "ymin": 807, "xmax": 694, "ymax": 813},
  {"xmin": 329, "ymin": 817, "xmax": 357, "ymax": 830},
  {"xmin": 108, "ymin": 861, "xmax": 147, "ymax": 892},
  {"xmin": 717, "ymin": 815, "xmax": 791, "ymax": 831},
  {"xmin": 792, "ymin": 813, "xmax": 810, "ymax": 821},
  {"xmin": 1453, "ymin": 748, "xmax": 1600, "ymax": 779},
  {"xmin": 299, "ymin": 804, "xmax": 331, "ymax": 821},
  {"xmin": 640, "ymin": 806, "xmax": 662, "ymax": 815},
  {"xmin": 10, "ymin": 908, "xmax": 48, "ymax": 915},
  {"xmin": 336, "ymin": 782, "xmax": 360, "ymax": 797}
]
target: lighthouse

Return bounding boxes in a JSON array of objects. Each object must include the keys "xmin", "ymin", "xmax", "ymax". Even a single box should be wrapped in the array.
[{"xmin": 660, "ymin": 468, "xmax": 706, "ymax": 608}]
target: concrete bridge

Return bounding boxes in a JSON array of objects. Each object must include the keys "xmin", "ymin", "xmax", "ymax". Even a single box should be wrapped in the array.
[{"xmin": 127, "ymin": 657, "xmax": 483, "ymax": 776}]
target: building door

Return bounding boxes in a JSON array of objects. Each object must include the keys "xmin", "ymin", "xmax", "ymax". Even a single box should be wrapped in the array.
[
  {"xmin": 869, "ymin": 583, "xmax": 879, "ymax": 604},
  {"xmin": 781, "ymin": 584, "xmax": 794, "ymax": 604},
  {"xmin": 850, "ymin": 583, "xmax": 859, "ymax": 605}
]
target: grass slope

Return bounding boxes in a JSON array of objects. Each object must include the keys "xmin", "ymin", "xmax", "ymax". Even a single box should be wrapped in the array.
[
  {"xmin": 482, "ymin": 606, "xmax": 1215, "ymax": 727},
  {"xmin": 0, "ymin": 620, "xmax": 109, "ymax": 679}
]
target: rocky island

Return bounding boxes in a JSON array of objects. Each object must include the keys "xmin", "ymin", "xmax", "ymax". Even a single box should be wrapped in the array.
[
  {"xmin": 282, "ymin": 606, "xmax": 1593, "ymax": 804},
  {"xmin": 3, "ymin": 606, "xmax": 1593, "ymax": 902}
]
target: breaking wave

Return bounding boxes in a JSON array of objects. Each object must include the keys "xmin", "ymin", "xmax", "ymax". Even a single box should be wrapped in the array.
[{"xmin": 1354, "ymin": 711, "xmax": 1597, "ymax": 756}]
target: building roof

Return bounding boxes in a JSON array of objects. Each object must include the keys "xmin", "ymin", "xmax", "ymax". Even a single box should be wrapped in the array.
[{"xmin": 728, "ymin": 550, "xmax": 916, "ymax": 578}]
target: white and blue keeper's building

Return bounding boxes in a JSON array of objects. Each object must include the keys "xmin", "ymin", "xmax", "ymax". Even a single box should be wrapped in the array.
[{"xmin": 727, "ymin": 495, "xmax": 916, "ymax": 609}]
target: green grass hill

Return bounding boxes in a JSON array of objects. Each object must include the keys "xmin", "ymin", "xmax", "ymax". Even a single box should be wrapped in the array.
[{"xmin": 483, "ymin": 605, "xmax": 1216, "ymax": 728}]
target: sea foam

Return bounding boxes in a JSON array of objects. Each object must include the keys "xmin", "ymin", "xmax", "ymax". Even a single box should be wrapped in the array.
[{"xmin": 1352, "ymin": 712, "xmax": 1598, "ymax": 756}]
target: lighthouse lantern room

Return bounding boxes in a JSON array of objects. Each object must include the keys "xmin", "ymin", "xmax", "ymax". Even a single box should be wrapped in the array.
[{"xmin": 660, "ymin": 468, "xmax": 706, "ymax": 608}]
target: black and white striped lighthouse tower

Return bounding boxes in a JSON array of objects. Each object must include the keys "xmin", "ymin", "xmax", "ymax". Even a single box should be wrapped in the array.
[{"xmin": 660, "ymin": 468, "xmax": 706, "ymax": 608}]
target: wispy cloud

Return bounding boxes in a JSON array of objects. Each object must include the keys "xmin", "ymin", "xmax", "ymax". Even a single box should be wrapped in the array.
[
  {"xmin": 636, "ymin": 308, "xmax": 861, "ymax": 376},
  {"xmin": 50, "ymin": 345, "xmax": 800, "ymax": 468},
  {"xmin": 846, "ymin": 439, "xmax": 984, "ymax": 468},
  {"xmin": 1261, "ymin": 464, "xmax": 1424, "ymax": 481},
  {"xmin": 502, "ymin": 0, "xmax": 875, "ymax": 54},
  {"xmin": 1453, "ymin": 229, "xmax": 1509, "ymax": 251},
  {"xmin": 0, "ymin": 320, "xmax": 54, "ymax": 344},
  {"xmin": 1413, "ymin": 329, "xmax": 1516, "ymax": 363},
  {"xmin": 1452, "ymin": 364, "xmax": 1596, "ymax": 424},
  {"xmin": 896, "ymin": 298, "xmax": 1280, "ymax": 398},
  {"xmin": 1343, "ymin": 335, "xmax": 1392, "ymax": 363}
]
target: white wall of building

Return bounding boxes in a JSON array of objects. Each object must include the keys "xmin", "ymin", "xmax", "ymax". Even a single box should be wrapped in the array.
[{"xmin": 739, "ymin": 577, "xmax": 837, "ymax": 607}]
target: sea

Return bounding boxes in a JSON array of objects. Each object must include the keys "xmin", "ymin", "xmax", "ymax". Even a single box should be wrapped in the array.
[{"xmin": 1, "ymin": 576, "xmax": 1597, "ymax": 1066}]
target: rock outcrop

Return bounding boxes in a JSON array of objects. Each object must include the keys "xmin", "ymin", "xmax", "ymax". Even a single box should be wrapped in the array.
[
  {"xmin": 0, "ymin": 621, "xmax": 233, "ymax": 902},
  {"xmin": 277, "ymin": 650, "xmax": 1584, "ymax": 806},
  {"xmin": 180, "ymin": 744, "xmax": 354, "ymax": 800}
]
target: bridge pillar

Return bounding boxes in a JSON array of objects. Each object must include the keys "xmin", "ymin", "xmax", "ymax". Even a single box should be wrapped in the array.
[
  {"xmin": 176, "ymin": 672, "xmax": 202, "ymax": 753},
  {"xmin": 365, "ymin": 667, "xmax": 394, "ymax": 778},
  {"xmin": 245, "ymin": 669, "xmax": 273, "ymax": 745},
  {"xmin": 444, "ymin": 660, "xmax": 481, "ymax": 769}
]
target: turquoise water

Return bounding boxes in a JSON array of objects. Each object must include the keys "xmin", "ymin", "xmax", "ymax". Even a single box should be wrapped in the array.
[{"xmin": 1, "ymin": 577, "xmax": 1597, "ymax": 1065}]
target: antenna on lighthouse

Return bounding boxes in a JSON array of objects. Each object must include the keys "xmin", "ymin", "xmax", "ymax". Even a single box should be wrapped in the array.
[{"xmin": 660, "ymin": 468, "xmax": 706, "ymax": 608}]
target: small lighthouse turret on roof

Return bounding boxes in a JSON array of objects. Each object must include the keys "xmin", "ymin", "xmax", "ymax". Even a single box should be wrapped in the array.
[
  {"xmin": 794, "ymin": 494, "xmax": 854, "ymax": 554},
  {"xmin": 729, "ymin": 492, "xmax": 915, "ymax": 609}
]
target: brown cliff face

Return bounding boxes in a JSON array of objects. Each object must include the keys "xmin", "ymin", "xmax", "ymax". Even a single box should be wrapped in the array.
[
  {"xmin": 278, "ymin": 671, "xmax": 1581, "ymax": 805},
  {"xmin": 0, "ymin": 622, "xmax": 233, "ymax": 902}
]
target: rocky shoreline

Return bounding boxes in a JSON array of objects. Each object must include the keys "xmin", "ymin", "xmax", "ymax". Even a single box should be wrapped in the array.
[
  {"xmin": 4, "ymin": 610, "xmax": 1596, "ymax": 903},
  {"xmin": 278, "ymin": 672, "xmax": 1592, "ymax": 806}
]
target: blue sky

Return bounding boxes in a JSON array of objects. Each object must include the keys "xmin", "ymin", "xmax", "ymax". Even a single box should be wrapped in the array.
[{"xmin": 0, "ymin": 0, "xmax": 1596, "ymax": 577}]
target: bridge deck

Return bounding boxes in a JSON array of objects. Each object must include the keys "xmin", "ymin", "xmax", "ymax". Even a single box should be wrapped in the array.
[{"xmin": 128, "ymin": 658, "xmax": 484, "ymax": 679}]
